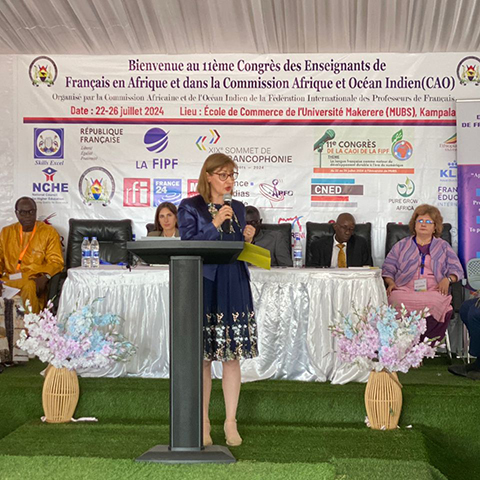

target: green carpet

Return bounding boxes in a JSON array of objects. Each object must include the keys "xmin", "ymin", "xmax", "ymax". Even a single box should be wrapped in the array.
[{"xmin": 0, "ymin": 358, "xmax": 478, "ymax": 479}]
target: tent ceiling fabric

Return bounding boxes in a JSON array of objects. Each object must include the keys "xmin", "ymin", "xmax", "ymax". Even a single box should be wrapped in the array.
[{"xmin": 0, "ymin": 0, "xmax": 479, "ymax": 55}]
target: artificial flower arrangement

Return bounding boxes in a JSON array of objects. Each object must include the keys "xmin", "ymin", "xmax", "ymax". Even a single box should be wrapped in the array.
[
  {"xmin": 330, "ymin": 303, "xmax": 436, "ymax": 373},
  {"xmin": 17, "ymin": 298, "xmax": 136, "ymax": 370}
]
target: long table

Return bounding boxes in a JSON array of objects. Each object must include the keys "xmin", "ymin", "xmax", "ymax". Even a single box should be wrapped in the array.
[{"xmin": 57, "ymin": 266, "xmax": 388, "ymax": 384}]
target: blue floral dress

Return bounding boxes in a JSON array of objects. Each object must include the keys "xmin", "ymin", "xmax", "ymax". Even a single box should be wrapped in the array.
[{"xmin": 178, "ymin": 195, "xmax": 258, "ymax": 362}]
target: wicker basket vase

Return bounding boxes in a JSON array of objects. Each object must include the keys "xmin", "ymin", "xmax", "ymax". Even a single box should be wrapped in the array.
[
  {"xmin": 42, "ymin": 365, "xmax": 80, "ymax": 423},
  {"xmin": 364, "ymin": 370, "xmax": 403, "ymax": 430}
]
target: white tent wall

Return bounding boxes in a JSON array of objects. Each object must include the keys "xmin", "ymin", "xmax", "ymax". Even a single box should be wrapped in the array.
[{"xmin": 0, "ymin": 55, "xmax": 15, "ymax": 226}]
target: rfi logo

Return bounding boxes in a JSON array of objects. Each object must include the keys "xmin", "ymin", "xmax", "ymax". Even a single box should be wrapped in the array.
[{"xmin": 124, "ymin": 178, "xmax": 150, "ymax": 207}]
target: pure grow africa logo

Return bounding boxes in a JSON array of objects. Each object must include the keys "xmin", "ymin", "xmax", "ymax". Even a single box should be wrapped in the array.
[
  {"xmin": 144, "ymin": 128, "xmax": 169, "ymax": 153},
  {"xmin": 391, "ymin": 129, "xmax": 413, "ymax": 161},
  {"xmin": 397, "ymin": 177, "xmax": 415, "ymax": 198}
]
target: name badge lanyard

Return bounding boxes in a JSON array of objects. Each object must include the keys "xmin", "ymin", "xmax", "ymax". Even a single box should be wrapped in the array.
[
  {"xmin": 17, "ymin": 222, "xmax": 37, "ymax": 271},
  {"xmin": 419, "ymin": 252, "xmax": 426, "ymax": 276},
  {"xmin": 413, "ymin": 237, "xmax": 426, "ymax": 276}
]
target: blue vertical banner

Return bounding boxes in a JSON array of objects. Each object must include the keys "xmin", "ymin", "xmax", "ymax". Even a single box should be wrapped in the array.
[{"xmin": 456, "ymin": 99, "xmax": 480, "ymax": 271}]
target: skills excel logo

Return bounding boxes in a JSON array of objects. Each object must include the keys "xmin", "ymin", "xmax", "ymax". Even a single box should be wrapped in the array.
[{"xmin": 34, "ymin": 128, "xmax": 64, "ymax": 159}]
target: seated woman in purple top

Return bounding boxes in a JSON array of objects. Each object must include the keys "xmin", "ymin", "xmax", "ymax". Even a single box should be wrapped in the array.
[{"xmin": 382, "ymin": 204, "xmax": 464, "ymax": 341}]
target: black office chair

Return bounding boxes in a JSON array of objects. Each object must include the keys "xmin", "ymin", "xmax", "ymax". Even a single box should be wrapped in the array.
[
  {"xmin": 385, "ymin": 222, "xmax": 452, "ymax": 257},
  {"xmin": 259, "ymin": 223, "xmax": 292, "ymax": 258},
  {"xmin": 48, "ymin": 219, "xmax": 133, "ymax": 312},
  {"xmin": 305, "ymin": 222, "xmax": 372, "ymax": 267}
]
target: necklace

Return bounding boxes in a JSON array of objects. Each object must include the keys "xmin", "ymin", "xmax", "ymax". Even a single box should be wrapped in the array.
[
  {"xmin": 416, "ymin": 237, "xmax": 431, "ymax": 246},
  {"xmin": 208, "ymin": 203, "xmax": 240, "ymax": 234}
]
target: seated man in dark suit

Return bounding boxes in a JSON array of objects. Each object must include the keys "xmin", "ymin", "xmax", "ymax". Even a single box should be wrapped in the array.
[
  {"xmin": 310, "ymin": 213, "xmax": 372, "ymax": 268},
  {"xmin": 246, "ymin": 206, "xmax": 293, "ymax": 267}
]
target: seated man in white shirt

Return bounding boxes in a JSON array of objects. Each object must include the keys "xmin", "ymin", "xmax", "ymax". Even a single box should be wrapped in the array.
[{"xmin": 309, "ymin": 213, "xmax": 372, "ymax": 268}]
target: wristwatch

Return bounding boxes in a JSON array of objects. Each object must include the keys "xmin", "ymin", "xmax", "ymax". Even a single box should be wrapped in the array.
[
  {"xmin": 44, "ymin": 273, "xmax": 52, "ymax": 280},
  {"xmin": 447, "ymin": 276, "xmax": 453, "ymax": 284}
]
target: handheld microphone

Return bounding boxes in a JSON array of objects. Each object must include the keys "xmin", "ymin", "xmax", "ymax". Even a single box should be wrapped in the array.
[
  {"xmin": 223, "ymin": 193, "xmax": 233, "ymax": 231},
  {"xmin": 313, "ymin": 129, "xmax": 335, "ymax": 153}
]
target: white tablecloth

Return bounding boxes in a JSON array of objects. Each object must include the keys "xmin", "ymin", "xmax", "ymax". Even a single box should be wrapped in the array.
[{"xmin": 58, "ymin": 266, "xmax": 387, "ymax": 384}]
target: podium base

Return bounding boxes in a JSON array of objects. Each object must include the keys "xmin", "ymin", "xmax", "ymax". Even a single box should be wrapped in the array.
[{"xmin": 135, "ymin": 444, "xmax": 236, "ymax": 464}]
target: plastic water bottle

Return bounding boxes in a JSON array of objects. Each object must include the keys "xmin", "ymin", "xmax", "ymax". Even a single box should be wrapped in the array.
[
  {"xmin": 81, "ymin": 237, "xmax": 91, "ymax": 268},
  {"xmin": 90, "ymin": 236, "xmax": 100, "ymax": 268},
  {"xmin": 293, "ymin": 233, "xmax": 303, "ymax": 268}
]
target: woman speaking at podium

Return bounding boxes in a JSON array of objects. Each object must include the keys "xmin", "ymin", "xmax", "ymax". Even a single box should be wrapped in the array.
[{"xmin": 178, "ymin": 153, "xmax": 257, "ymax": 447}]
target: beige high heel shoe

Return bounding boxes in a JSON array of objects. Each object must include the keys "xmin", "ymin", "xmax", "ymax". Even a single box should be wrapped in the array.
[
  {"xmin": 203, "ymin": 420, "xmax": 213, "ymax": 446},
  {"xmin": 224, "ymin": 419, "xmax": 242, "ymax": 447}
]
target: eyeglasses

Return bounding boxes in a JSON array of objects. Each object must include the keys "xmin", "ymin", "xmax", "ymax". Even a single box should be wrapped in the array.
[
  {"xmin": 211, "ymin": 172, "xmax": 238, "ymax": 181},
  {"xmin": 246, "ymin": 219, "xmax": 261, "ymax": 227},
  {"xmin": 416, "ymin": 219, "xmax": 434, "ymax": 224},
  {"xmin": 16, "ymin": 209, "xmax": 36, "ymax": 217}
]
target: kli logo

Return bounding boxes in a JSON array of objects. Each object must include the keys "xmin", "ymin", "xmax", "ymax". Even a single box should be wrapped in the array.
[
  {"xmin": 457, "ymin": 56, "xmax": 480, "ymax": 86},
  {"xmin": 144, "ymin": 128, "xmax": 169, "ymax": 153},
  {"xmin": 29, "ymin": 56, "xmax": 58, "ymax": 87},
  {"xmin": 187, "ymin": 179, "xmax": 199, "ymax": 198},
  {"xmin": 79, "ymin": 166, "xmax": 115, "ymax": 206},
  {"xmin": 33, "ymin": 167, "xmax": 68, "ymax": 193},
  {"xmin": 124, "ymin": 178, "xmax": 150, "ymax": 207},
  {"xmin": 196, "ymin": 130, "xmax": 221, "ymax": 151},
  {"xmin": 153, "ymin": 179, "xmax": 182, "ymax": 206},
  {"xmin": 259, "ymin": 179, "xmax": 293, "ymax": 207},
  {"xmin": 397, "ymin": 177, "xmax": 415, "ymax": 198},
  {"xmin": 34, "ymin": 128, "xmax": 64, "ymax": 159},
  {"xmin": 391, "ymin": 129, "xmax": 413, "ymax": 161},
  {"xmin": 440, "ymin": 161, "xmax": 457, "ymax": 179}
]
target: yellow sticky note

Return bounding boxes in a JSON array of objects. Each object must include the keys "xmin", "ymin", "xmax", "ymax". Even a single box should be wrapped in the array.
[{"xmin": 237, "ymin": 243, "xmax": 271, "ymax": 270}]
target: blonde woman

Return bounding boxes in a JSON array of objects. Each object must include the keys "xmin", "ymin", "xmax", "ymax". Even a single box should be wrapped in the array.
[{"xmin": 177, "ymin": 153, "xmax": 257, "ymax": 447}]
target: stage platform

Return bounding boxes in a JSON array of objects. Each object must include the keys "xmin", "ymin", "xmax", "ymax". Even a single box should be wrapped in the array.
[{"xmin": 0, "ymin": 358, "xmax": 478, "ymax": 480}]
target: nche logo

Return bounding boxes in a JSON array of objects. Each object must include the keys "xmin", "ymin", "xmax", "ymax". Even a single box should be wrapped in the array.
[{"xmin": 32, "ymin": 167, "xmax": 68, "ymax": 193}]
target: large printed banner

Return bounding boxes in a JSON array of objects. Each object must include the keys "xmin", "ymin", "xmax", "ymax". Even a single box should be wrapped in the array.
[
  {"xmin": 13, "ymin": 53, "xmax": 480, "ymax": 263},
  {"xmin": 456, "ymin": 99, "xmax": 480, "ymax": 270}
]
